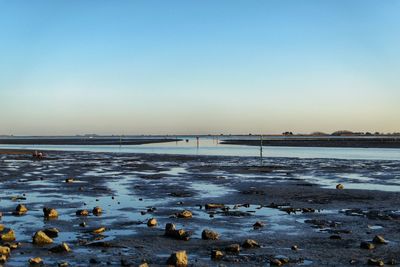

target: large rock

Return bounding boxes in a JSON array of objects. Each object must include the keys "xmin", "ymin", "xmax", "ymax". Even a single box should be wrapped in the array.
[
  {"xmin": 164, "ymin": 223, "xmax": 190, "ymax": 241},
  {"xmin": 13, "ymin": 204, "xmax": 28, "ymax": 216},
  {"xmin": 49, "ymin": 243, "xmax": 71, "ymax": 253},
  {"xmin": 166, "ymin": 250, "xmax": 188, "ymax": 267},
  {"xmin": 0, "ymin": 229, "xmax": 16, "ymax": 242},
  {"xmin": 0, "ymin": 246, "xmax": 10, "ymax": 256},
  {"xmin": 43, "ymin": 207, "xmax": 58, "ymax": 219},
  {"xmin": 201, "ymin": 229, "xmax": 219, "ymax": 240},
  {"xmin": 225, "ymin": 244, "xmax": 240, "ymax": 253},
  {"xmin": 147, "ymin": 218, "xmax": 157, "ymax": 227},
  {"xmin": 33, "ymin": 231, "xmax": 53, "ymax": 245},
  {"xmin": 242, "ymin": 239, "xmax": 260, "ymax": 248},
  {"xmin": 176, "ymin": 210, "xmax": 192, "ymax": 219},
  {"xmin": 211, "ymin": 250, "xmax": 224, "ymax": 260}
]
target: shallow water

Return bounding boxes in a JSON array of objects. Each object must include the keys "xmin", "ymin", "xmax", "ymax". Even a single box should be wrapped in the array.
[{"xmin": 1, "ymin": 136, "xmax": 400, "ymax": 160}]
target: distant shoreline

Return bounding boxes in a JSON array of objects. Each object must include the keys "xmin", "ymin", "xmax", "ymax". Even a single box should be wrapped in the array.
[
  {"xmin": 0, "ymin": 137, "xmax": 180, "ymax": 146},
  {"xmin": 221, "ymin": 137, "xmax": 400, "ymax": 148}
]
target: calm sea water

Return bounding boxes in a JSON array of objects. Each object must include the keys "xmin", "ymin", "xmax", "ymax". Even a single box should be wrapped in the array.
[{"xmin": 1, "ymin": 136, "xmax": 400, "ymax": 160}]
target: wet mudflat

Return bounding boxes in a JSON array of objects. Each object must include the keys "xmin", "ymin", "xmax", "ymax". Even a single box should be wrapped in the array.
[{"xmin": 0, "ymin": 150, "xmax": 399, "ymax": 266}]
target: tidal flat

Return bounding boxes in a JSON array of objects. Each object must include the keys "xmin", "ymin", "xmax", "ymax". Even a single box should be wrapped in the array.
[{"xmin": 0, "ymin": 150, "xmax": 399, "ymax": 266}]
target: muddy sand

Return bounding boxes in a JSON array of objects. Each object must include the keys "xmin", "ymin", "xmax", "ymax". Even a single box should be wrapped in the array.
[{"xmin": 0, "ymin": 150, "xmax": 399, "ymax": 266}]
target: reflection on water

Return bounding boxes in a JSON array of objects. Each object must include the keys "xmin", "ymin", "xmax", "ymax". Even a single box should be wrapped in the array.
[{"xmin": 1, "ymin": 136, "xmax": 400, "ymax": 160}]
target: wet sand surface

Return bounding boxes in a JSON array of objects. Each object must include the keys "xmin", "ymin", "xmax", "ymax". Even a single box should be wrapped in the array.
[{"xmin": 0, "ymin": 150, "xmax": 399, "ymax": 266}]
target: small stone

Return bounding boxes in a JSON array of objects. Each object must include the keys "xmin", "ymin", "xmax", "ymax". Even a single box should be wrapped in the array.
[
  {"xmin": 0, "ymin": 229, "xmax": 16, "ymax": 242},
  {"xmin": 372, "ymin": 235, "xmax": 387, "ymax": 244},
  {"xmin": 164, "ymin": 223, "xmax": 190, "ymax": 241},
  {"xmin": 387, "ymin": 259, "xmax": 397, "ymax": 265},
  {"xmin": 205, "ymin": 203, "xmax": 225, "ymax": 209},
  {"xmin": 138, "ymin": 263, "xmax": 149, "ymax": 267},
  {"xmin": 201, "ymin": 229, "xmax": 219, "ymax": 240},
  {"xmin": 58, "ymin": 262, "xmax": 69, "ymax": 267},
  {"xmin": 242, "ymin": 239, "xmax": 260, "ymax": 248},
  {"xmin": 92, "ymin": 206, "xmax": 102, "ymax": 216},
  {"xmin": 253, "ymin": 221, "xmax": 265, "ymax": 229},
  {"xmin": 13, "ymin": 204, "xmax": 28, "ymax": 215},
  {"xmin": 360, "ymin": 241, "xmax": 375, "ymax": 250},
  {"xmin": 0, "ymin": 224, "xmax": 3, "ymax": 232},
  {"xmin": 177, "ymin": 210, "xmax": 192, "ymax": 219},
  {"xmin": 147, "ymin": 218, "xmax": 157, "ymax": 227},
  {"xmin": 211, "ymin": 250, "xmax": 224, "ymax": 260},
  {"xmin": 33, "ymin": 231, "xmax": 53, "ymax": 245},
  {"xmin": 29, "ymin": 257, "xmax": 43, "ymax": 265},
  {"xmin": 92, "ymin": 227, "xmax": 106, "ymax": 234},
  {"xmin": 43, "ymin": 207, "xmax": 58, "ymax": 219},
  {"xmin": 79, "ymin": 222, "xmax": 87, "ymax": 227},
  {"xmin": 166, "ymin": 250, "xmax": 188, "ymax": 267},
  {"xmin": 270, "ymin": 258, "xmax": 283, "ymax": 266},
  {"xmin": 225, "ymin": 244, "xmax": 240, "ymax": 253},
  {"xmin": 291, "ymin": 245, "xmax": 298, "ymax": 251},
  {"xmin": 65, "ymin": 178, "xmax": 74, "ymax": 183},
  {"xmin": 368, "ymin": 258, "xmax": 384, "ymax": 266},
  {"xmin": 336, "ymin": 184, "xmax": 344, "ymax": 189},
  {"xmin": 43, "ymin": 228, "xmax": 59, "ymax": 238},
  {"xmin": 0, "ymin": 246, "xmax": 10, "ymax": 256},
  {"xmin": 349, "ymin": 259, "xmax": 357, "ymax": 265},
  {"xmin": 49, "ymin": 242, "xmax": 71, "ymax": 253},
  {"xmin": 76, "ymin": 209, "xmax": 89, "ymax": 216}
]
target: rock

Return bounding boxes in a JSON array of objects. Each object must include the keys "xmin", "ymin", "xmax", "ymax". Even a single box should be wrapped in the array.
[
  {"xmin": 58, "ymin": 262, "xmax": 69, "ymax": 267},
  {"xmin": 368, "ymin": 259, "xmax": 384, "ymax": 266},
  {"xmin": 166, "ymin": 250, "xmax": 188, "ymax": 267},
  {"xmin": 0, "ymin": 229, "xmax": 16, "ymax": 242},
  {"xmin": 205, "ymin": 203, "xmax": 225, "ymax": 210},
  {"xmin": 291, "ymin": 245, "xmax": 298, "ymax": 251},
  {"xmin": 138, "ymin": 263, "xmax": 149, "ymax": 267},
  {"xmin": 79, "ymin": 222, "xmax": 87, "ymax": 227},
  {"xmin": 92, "ymin": 206, "xmax": 102, "ymax": 216},
  {"xmin": 92, "ymin": 227, "xmax": 106, "ymax": 234},
  {"xmin": 211, "ymin": 250, "xmax": 224, "ymax": 260},
  {"xmin": 387, "ymin": 259, "xmax": 397, "ymax": 265},
  {"xmin": 242, "ymin": 239, "xmax": 260, "ymax": 248},
  {"xmin": 33, "ymin": 231, "xmax": 53, "ymax": 245},
  {"xmin": 372, "ymin": 235, "xmax": 387, "ymax": 244},
  {"xmin": 29, "ymin": 257, "xmax": 43, "ymax": 265},
  {"xmin": 0, "ymin": 246, "xmax": 10, "ymax": 256},
  {"xmin": 43, "ymin": 207, "xmax": 58, "ymax": 219},
  {"xmin": 4, "ymin": 242, "xmax": 20, "ymax": 250},
  {"xmin": 13, "ymin": 204, "xmax": 28, "ymax": 215},
  {"xmin": 0, "ymin": 224, "xmax": 3, "ymax": 232},
  {"xmin": 349, "ymin": 259, "xmax": 358, "ymax": 265},
  {"xmin": 147, "ymin": 218, "xmax": 157, "ymax": 227},
  {"xmin": 165, "ymin": 223, "xmax": 190, "ymax": 241},
  {"xmin": 253, "ymin": 221, "xmax": 265, "ymax": 229},
  {"xmin": 65, "ymin": 178, "xmax": 74, "ymax": 183},
  {"xmin": 76, "ymin": 209, "xmax": 89, "ymax": 216},
  {"xmin": 225, "ymin": 244, "xmax": 240, "ymax": 253},
  {"xmin": 270, "ymin": 258, "xmax": 283, "ymax": 266},
  {"xmin": 360, "ymin": 241, "xmax": 375, "ymax": 250},
  {"xmin": 0, "ymin": 254, "xmax": 7, "ymax": 264},
  {"xmin": 336, "ymin": 184, "xmax": 344, "ymax": 189},
  {"xmin": 43, "ymin": 228, "xmax": 59, "ymax": 238},
  {"xmin": 177, "ymin": 210, "xmax": 192, "ymax": 219},
  {"xmin": 201, "ymin": 229, "xmax": 219, "ymax": 240},
  {"xmin": 49, "ymin": 242, "xmax": 71, "ymax": 253}
]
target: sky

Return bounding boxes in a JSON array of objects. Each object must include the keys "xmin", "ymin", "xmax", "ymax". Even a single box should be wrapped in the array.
[{"xmin": 0, "ymin": 0, "xmax": 399, "ymax": 135}]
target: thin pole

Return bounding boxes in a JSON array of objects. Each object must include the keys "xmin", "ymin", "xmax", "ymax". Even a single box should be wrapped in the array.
[{"xmin": 260, "ymin": 134, "xmax": 263, "ymax": 165}]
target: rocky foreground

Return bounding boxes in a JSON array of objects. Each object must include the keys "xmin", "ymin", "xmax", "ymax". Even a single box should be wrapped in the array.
[{"xmin": 0, "ymin": 150, "xmax": 399, "ymax": 266}]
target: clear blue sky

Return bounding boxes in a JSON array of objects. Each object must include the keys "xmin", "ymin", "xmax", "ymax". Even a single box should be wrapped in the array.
[{"xmin": 0, "ymin": 0, "xmax": 399, "ymax": 135}]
